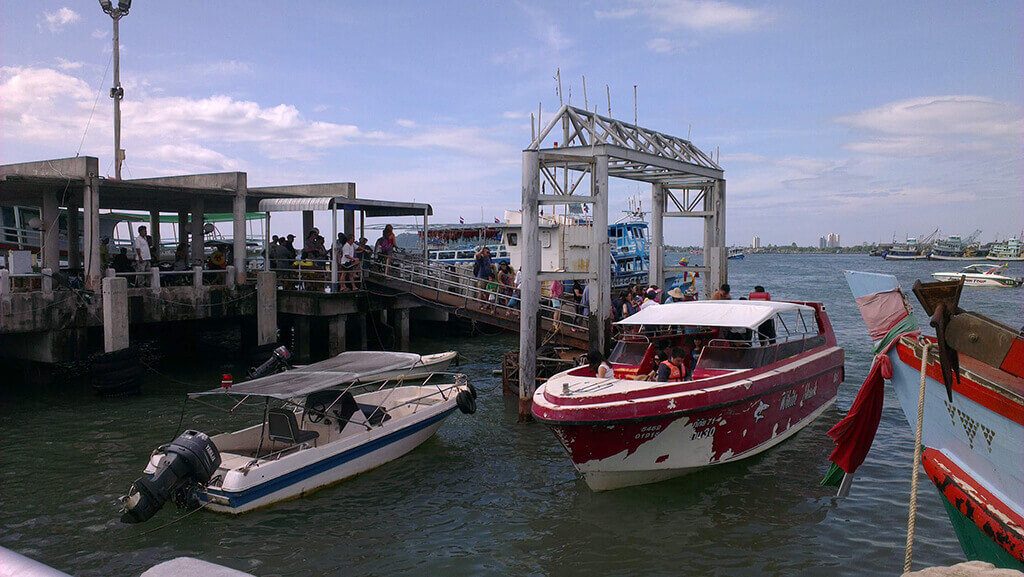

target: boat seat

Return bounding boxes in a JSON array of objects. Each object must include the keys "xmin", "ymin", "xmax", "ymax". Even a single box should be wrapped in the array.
[
  {"xmin": 267, "ymin": 408, "xmax": 319, "ymax": 447},
  {"xmin": 357, "ymin": 403, "xmax": 391, "ymax": 426}
]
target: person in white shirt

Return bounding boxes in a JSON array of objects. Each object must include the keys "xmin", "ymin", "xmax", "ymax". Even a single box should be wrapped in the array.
[
  {"xmin": 133, "ymin": 225, "xmax": 152, "ymax": 285},
  {"xmin": 339, "ymin": 234, "xmax": 359, "ymax": 291}
]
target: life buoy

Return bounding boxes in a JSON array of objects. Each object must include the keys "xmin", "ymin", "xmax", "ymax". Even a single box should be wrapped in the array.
[{"xmin": 748, "ymin": 292, "xmax": 771, "ymax": 301}]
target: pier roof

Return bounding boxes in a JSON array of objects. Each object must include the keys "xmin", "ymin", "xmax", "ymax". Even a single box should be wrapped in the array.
[{"xmin": 257, "ymin": 197, "xmax": 432, "ymax": 217}]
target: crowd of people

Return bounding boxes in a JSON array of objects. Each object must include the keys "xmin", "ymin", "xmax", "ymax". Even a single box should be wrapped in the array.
[{"xmin": 262, "ymin": 224, "xmax": 398, "ymax": 291}]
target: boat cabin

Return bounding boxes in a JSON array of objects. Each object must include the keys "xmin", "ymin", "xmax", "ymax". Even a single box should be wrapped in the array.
[{"xmin": 567, "ymin": 301, "xmax": 829, "ymax": 382}]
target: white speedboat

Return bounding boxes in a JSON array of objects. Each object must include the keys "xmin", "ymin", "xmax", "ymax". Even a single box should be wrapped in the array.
[
  {"xmin": 931, "ymin": 263, "xmax": 1022, "ymax": 288},
  {"xmin": 120, "ymin": 352, "xmax": 476, "ymax": 522},
  {"xmin": 292, "ymin": 350, "xmax": 458, "ymax": 381}
]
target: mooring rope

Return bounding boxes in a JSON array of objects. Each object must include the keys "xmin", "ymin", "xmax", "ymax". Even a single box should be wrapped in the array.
[{"xmin": 904, "ymin": 340, "xmax": 934, "ymax": 573}]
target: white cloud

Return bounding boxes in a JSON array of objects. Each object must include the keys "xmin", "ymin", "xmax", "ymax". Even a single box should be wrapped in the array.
[
  {"xmin": 0, "ymin": 66, "xmax": 518, "ymax": 175},
  {"xmin": 395, "ymin": 119, "xmax": 418, "ymax": 128},
  {"xmin": 91, "ymin": 29, "xmax": 108, "ymax": 39},
  {"xmin": 502, "ymin": 111, "xmax": 530, "ymax": 120},
  {"xmin": 41, "ymin": 7, "xmax": 80, "ymax": 33},
  {"xmin": 596, "ymin": 0, "xmax": 769, "ymax": 32},
  {"xmin": 836, "ymin": 95, "xmax": 1023, "ymax": 156},
  {"xmin": 55, "ymin": 58, "xmax": 83, "ymax": 71},
  {"xmin": 493, "ymin": 4, "xmax": 572, "ymax": 71}
]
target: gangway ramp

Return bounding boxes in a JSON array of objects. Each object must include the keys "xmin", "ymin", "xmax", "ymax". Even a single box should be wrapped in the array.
[{"xmin": 368, "ymin": 254, "xmax": 589, "ymax": 351}]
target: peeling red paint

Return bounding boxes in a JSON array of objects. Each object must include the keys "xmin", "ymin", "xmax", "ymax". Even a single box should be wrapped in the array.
[{"xmin": 923, "ymin": 448, "xmax": 1024, "ymax": 564}]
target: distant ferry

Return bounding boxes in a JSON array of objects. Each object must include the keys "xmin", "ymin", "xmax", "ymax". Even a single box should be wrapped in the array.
[
  {"xmin": 727, "ymin": 247, "xmax": 745, "ymax": 260},
  {"xmin": 986, "ymin": 237, "xmax": 1024, "ymax": 262},
  {"xmin": 418, "ymin": 224, "xmax": 510, "ymax": 265},
  {"xmin": 884, "ymin": 237, "xmax": 927, "ymax": 260}
]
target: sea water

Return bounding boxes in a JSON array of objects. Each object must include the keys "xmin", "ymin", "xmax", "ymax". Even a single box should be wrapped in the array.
[{"xmin": 0, "ymin": 254, "xmax": 1020, "ymax": 576}]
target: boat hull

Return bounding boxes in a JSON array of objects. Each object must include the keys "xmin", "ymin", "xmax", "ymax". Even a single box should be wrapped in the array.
[
  {"xmin": 889, "ymin": 339, "xmax": 1024, "ymax": 569},
  {"xmin": 986, "ymin": 255, "xmax": 1024, "ymax": 262},
  {"xmin": 930, "ymin": 273, "xmax": 1022, "ymax": 288},
  {"xmin": 537, "ymin": 350, "xmax": 843, "ymax": 491},
  {"xmin": 201, "ymin": 404, "xmax": 458, "ymax": 514},
  {"xmin": 930, "ymin": 254, "xmax": 984, "ymax": 261},
  {"xmin": 884, "ymin": 253, "xmax": 927, "ymax": 260}
]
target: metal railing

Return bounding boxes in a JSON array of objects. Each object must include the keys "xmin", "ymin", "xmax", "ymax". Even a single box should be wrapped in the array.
[
  {"xmin": 369, "ymin": 253, "xmax": 589, "ymax": 332},
  {"xmin": 266, "ymin": 257, "xmax": 365, "ymax": 292}
]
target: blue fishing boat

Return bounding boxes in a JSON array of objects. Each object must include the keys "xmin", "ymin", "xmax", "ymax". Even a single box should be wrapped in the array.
[{"xmin": 838, "ymin": 271, "xmax": 1024, "ymax": 570}]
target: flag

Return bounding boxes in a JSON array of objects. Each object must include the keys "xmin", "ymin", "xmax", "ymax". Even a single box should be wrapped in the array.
[
  {"xmin": 459, "ymin": 217, "xmax": 465, "ymax": 224},
  {"xmin": 494, "ymin": 217, "xmax": 500, "ymax": 223},
  {"xmin": 583, "ymin": 204, "xmax": 589, "ymax": 213}
]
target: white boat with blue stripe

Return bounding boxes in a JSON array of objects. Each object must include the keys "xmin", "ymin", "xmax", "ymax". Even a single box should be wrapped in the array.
[{"xmin": 120, "ymin": 352, "xmax": 476, "ymax": 522}]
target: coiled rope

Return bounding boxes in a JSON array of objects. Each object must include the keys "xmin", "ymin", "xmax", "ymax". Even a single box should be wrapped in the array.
[{"xmin": 904, "ymin": 340, "xmax": 934, "ymax": 573}]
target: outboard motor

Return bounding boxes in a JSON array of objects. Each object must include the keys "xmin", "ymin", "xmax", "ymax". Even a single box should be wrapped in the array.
[
  {"xmin": 248, "ymin": 345, "xmax": 293, "ymax": 379},
  {"xmin": 120, "ymin": 430, "xmax": 221, "ymax": 524}
]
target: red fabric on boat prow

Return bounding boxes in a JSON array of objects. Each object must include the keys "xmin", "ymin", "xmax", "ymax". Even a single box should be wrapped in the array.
[{"xmin": 825, "ymin": 353, "xmax": 893, "ymax": 475}]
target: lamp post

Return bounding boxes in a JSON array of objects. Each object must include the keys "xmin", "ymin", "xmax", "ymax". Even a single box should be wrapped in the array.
[{"xmin": 98, "ymin": 0, "xmax": 131, "ymax": 180}]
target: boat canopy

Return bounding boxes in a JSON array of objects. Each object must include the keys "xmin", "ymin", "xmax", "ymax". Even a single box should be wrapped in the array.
[
  {"xmin": 189, "ymin": 351, "xmax": 428, "ymax": 399},
  {"xmin": 614, "ymin": 301, "xmax": 815, "ymax": 330}
]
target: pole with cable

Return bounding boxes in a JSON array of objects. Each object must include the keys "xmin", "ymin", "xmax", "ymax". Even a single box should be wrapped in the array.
[{"xmin": 98, "ymin": 0, "xmax": 131, "ymax": 179}]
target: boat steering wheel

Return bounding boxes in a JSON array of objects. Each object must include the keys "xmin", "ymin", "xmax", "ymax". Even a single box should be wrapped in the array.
[{"xmin": 305, "ymin": 402, "xmax": 327, "ymax": 423}]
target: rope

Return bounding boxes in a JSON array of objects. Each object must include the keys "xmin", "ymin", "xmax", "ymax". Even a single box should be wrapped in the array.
[
  {"xmin": 125, "ymin": 502, "xmax": 210, "ymax": 540},
  {"xmin": 904, "ymin": 341, "xmax": 934, "ymax": 573}
]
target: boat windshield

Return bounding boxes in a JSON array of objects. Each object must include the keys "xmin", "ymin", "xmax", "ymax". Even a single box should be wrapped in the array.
[{"xmin": 608, "ymin": 340, "xmax": 649, "ymax": 365}]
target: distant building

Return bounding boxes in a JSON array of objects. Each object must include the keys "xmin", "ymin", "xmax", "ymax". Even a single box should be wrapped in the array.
[
  {"xmin": 819, "ymin": 236, "xmax": 827, "ymax": 249},
  {"xmin": 752, "ymin": 236, "xmax": 761, "ymax": 249},
  {"xmin": 826, "ymin": 233, "xmax": 841, "ymax": 248}
]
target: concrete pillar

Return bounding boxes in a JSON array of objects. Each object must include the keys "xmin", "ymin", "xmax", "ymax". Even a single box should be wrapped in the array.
[
  {"xmin": 294, "ymin": 316, "xmax": 311, "ymax": 362},
  {"xmin": 177, "ymin": 210, "xmax": 188, "ymax": 245},
  {"xmin": 715, "ymin": 179, "xmax": 727, "ymax": 289},
  {"xmin": 343, "ymin": 184, "xmax": 355, "ymax": 240},
  {"xmin": 225, "ymin": 265, "xmax": 236, "ymax": 289},
  {"xmin": 66, "ymin": 198, "xmax": 81, "ymax": 270},
  {"xmin": 588, "ymin": 155, "xmax": 611, "ymax": 355},
  {"xmin": 703, "ymin": 186, "xmax": 715, "ymax": 300},
  {"xmin": 0, "ymin": 269, "xmax": 9, "ymax": 300},
  {"xmin": 149, "ymin": 210, "xmax": 161, "ymax": 263},
  {"xmin": 41, "ymin": 190, "xmax": 59, "ymax": 272},
  {"xmin": 150, "ymin": 267, "xmax": 160, "ymax": 292},
  {"xmin": 41, "ymin": 268, "xmax": 53, "ymax": 296},
  {"xmin": 328, "ymin": 314, "xmax": 346, "ymax": 356},
  {"xmin": 190, "ymin": 197, "xmax": 205, "ymax": 264},
  {"xmin": 83, "ymin": 174, "xmax": 102, "ymax": 291},
  {"xmin": 650, "ymin": 183, "xmax": 665, "ymax": 291},
  {"xmin": 102, "ymin": 276, "xmax": 129, "ymax": 352},
  {"xmin": 193, "ymin": 265, "xmax": 203, "ymax": 288},
  {"xmin": 232, "ymin": 173, "xmax": 247, "ymax": 285},
  {"xmin": 518, "ymin": 149, "xmax": 541, "ymax": 420},
  {"xmin": 256, "ymin": 271, "xmax": 277, "ymax": 346},
  {"xmin": 395, "ymin": 308, "xmax": 410, "ymax": 351}
]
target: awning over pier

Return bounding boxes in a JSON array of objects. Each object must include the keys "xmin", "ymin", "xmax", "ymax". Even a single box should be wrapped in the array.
[{"xmin": 257, "ymin": 197, "xmax": 432, "ymax": 218}]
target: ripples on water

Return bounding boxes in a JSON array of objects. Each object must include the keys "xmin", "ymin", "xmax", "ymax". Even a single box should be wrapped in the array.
[{"xmin": 0, "ymin": 255, "xmax": 1020, "ymax": 576}]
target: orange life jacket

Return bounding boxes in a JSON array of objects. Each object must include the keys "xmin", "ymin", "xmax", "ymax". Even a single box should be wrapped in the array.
[
  {"xmin": 659, "ymin": 359, "xmax": 683, "ymax": 381},
  {"xmin": 748, "ymin": 291, "xmax": 771, "ymax": 301}
]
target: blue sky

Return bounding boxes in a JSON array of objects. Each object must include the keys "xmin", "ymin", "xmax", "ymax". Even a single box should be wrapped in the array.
[{"xmin": 1, "ymin": 1, "xmax": 1021, "ymax": 246}]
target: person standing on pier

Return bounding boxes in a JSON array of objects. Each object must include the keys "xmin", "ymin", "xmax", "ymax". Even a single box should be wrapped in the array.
[
  {"xmin": 133, "ymin": 225, "xmax": 151, "ymax": 286},
  {"xmin": 339, "ymin": 234, "xmax": 359, "ymax": 291},
  {"xmin": 473, "ymin": 246, "xmax": 493, "ymax": 308}
]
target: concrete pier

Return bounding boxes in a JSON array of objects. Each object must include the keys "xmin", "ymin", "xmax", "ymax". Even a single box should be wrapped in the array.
[{"xmin": 102, "ymin": 277, "xmax": 129, "ymax": 352}]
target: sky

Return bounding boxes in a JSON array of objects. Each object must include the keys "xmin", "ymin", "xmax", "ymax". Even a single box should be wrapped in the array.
[{"xmin": 1, "ymin": 1, "xmax": 1021, "ymax": 247}]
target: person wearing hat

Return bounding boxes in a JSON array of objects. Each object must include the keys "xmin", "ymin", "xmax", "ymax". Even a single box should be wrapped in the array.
[
  {"xmin": 666, "ymin": 286, "xmax": 685, "ymax": 303},
  {"xmin": 283, "ymin": 234, "xmax": 297, "ymax": 260}
]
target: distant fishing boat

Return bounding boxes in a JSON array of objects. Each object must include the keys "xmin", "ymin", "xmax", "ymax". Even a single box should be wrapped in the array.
[
  {"xmin": 931, "ymin": 263, "xmax": 1022, "ymax": 288},
  {"xmin": 929, "ymin": 231, "xmax": 986, "ymax": 261},
  {"xmin": 986, "ymin": 237, "xmax": 1024, "ymax": 262},
  {"xmin": 884, "ymin": 237, "xmax": 927, "ymax": 260},
  {"xmin": 844, "ymin": 272, "xmax": 1024, "ymax": 570},
  {"xmin": 727, "ymin": 247, "xmax": 745, "ymax": 260}
]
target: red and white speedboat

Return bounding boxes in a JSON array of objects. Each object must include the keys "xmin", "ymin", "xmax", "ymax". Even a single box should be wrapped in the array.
[{"xmin": 532, "ymin": 300, "xmax": 845, "ymax": 491}]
